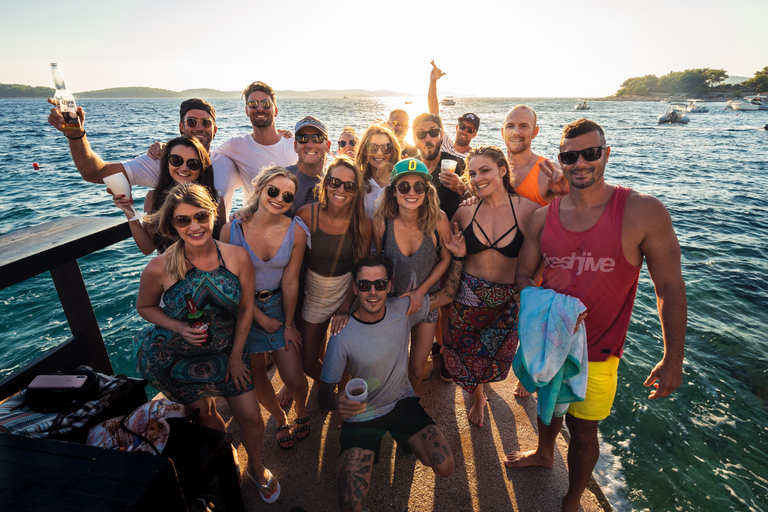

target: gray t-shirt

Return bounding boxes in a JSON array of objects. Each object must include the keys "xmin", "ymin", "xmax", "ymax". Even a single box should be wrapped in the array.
[
  {"xmin": 320, "ymin": 296, "xmax": 429, "ymax": 422},
  {"xmin": 286, "ymin": 164, "xmax": 321, "ymax": 218}
]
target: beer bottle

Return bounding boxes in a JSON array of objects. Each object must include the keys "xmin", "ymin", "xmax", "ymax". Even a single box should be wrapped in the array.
[
  {"xmin": 184, "ymin": 293, "xmax": 210, "ymax": 343},
  {"xmin": 50, "ymin": 63, "xmax": 79, "ymax": 130}
]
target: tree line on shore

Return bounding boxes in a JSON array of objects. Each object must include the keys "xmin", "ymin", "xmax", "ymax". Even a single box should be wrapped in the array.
[{"xmin": 615, "ymin": 66, "xmax": 767, "ymax": 98}]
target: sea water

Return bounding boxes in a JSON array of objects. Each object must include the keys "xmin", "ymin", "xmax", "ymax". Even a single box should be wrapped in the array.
[{"xmin": 1, "ymin": 97, "xmax": 766, "ymax": 511}]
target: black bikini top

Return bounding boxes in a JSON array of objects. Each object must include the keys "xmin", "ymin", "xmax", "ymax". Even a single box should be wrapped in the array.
[{"xmin": 464, "ymin": 195, "xmax": 524, "ymax": 258}]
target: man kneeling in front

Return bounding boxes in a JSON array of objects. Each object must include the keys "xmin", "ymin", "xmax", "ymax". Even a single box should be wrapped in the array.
[{"xmin": 318, "ymin": 249, "xmax": 465, "ymax": 512}]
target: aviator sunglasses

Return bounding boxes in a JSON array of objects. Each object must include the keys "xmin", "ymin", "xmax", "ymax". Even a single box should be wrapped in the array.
[
  {"xmin": 171, "ymin": 211, "xmax": 212, "ymax": 228},
  {"xmin": 396, "ymin": 181, "xmax": 427, "ymax": 195},
  {"xmin": 338, "ymin": 139, "xmax": 357, "ymax": 148},
  {"xmin": 168, "ymin": 154, "xmax": 203, "ymax": 171},
  {"xmin": 296, "ymin": 134, "xmax": 327, "ymax": 144},
  {"xmin": 247, "ymin": 99, "xmax": 273, "ymax": 109},
  {"xmin": 414, "ymin": 128, "xmax": 441, "ymax": 140},
  {"xmin": 366, "ymin": 142, "xmax": 393, "ymax": 155},
  {"xmin": 558, "ymin": 145, "xmax": 609, "ymax": 165},
  {"xmin": 327, "ymin": 176, "xmax": 358, "ymax": 192},
  {"xmin": 267, "ymin": 185, "xmax": 295, "ymax": 204},
  {"xmin": 355, "ymin": 278, "xmax": 390, "ymax": 292},
  {"xmin": 184, "ymin": 118, "xmax": 214, "ymax": 129},
  {"xmin": 458, "ymin": 123, "xmax": 476, "ymax": 134}
]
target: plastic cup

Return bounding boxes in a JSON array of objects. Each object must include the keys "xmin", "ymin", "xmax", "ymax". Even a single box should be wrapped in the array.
[
  {"xmin": 103, "ymin": 173, "xmax": 132, "ymax": 199},
  {"xmin": 441, "ymin": 159, "xmax": 458, "ymax": 173},
  {"xmin": 345, "ymin": 378, "xmax": 368, "ymax": 402}
]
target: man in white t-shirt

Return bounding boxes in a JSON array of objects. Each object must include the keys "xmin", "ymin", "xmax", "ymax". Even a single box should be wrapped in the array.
[
  {"xmin": 427, "ymin": 61, "xmax": 479, "ymax": 159},
  {"xmin": 214, "ymin": 81, "xmax": 297, "ymax": 199}
]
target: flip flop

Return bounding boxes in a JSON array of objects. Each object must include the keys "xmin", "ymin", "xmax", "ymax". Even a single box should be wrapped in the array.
[
  {"xmin": 294, "ymin": 414, "xmax": 311, "ymax": 440},
  {"xmin": 247, "ymin": 466, "xmax": 281, "ymax": 504},
  {"xmin": 275, "ymin": 423, "xmax": 294, "ymax": 450}
]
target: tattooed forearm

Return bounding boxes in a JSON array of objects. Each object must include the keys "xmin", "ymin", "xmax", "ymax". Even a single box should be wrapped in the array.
[
  {"xmin": 429, "ymin": 259, "xmax": 464, "ymax": 309},
  {"xmin": 338, "ymin": 448, "xmax": 373, "ymax": 512}
]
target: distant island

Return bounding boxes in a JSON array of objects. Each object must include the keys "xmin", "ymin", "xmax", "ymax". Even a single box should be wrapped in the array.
[
  {"xmin": 0, "ymin": 84, "xmax": 415, "ymax": 99},
  {"xmin": 608, "ymin": 66, "xmax": 767, "ymax": 101}
]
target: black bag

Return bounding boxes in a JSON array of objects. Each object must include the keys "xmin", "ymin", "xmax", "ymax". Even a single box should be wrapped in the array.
[{"xmin": 25, "ymin": 369, "xmax": 100, "ymax": 413}]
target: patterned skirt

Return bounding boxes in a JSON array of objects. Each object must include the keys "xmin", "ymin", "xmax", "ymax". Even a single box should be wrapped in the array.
[{"xmin": 443, "ymin": 271, "xmax": 519, "ymax": 393}]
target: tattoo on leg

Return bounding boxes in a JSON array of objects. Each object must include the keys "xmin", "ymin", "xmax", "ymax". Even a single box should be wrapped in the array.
[
  {"xmin": 338, "ymin": 449, "xmax": 373, "ymax": 511},
  {"xmin": 432, "ymin": 451, "xmax": 446, "ymax": 465}
]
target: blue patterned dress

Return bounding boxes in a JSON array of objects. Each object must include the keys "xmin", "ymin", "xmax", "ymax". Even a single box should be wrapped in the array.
[{"xmin": 133, "ymin": 244, "xmax": 253, "ymax": 404}]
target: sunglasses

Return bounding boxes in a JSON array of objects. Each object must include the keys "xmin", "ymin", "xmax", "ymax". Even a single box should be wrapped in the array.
[
  {"xmin": 396, "ymin": 181, "xmax": 427, "ymax": 195},
  {"xmin": 184, "ymin": 118, "xmax": 214, "ymax": 129},
  {"xmin": 338, "ymin": 139, "xmax": 357, "ymax": 148},
  {"xmin": 247, "ymin": 99, "xmax": 273, "ymax": 109},
  {"xmin": 266, "ymin": 185, "xmax": 295, "ymax": 204},
  {"xmin": 458, "ymin": 123, "xmax": 476, "ymax": 134},
  {"xmin": 327, "ymin": 176, "xmax": 358, "ymax": 192},
  {"xmin": 389, "ymin": 120, "xmax": 406, "ymax": 128},
  {"xmin": 558, "ymin": 145, "xmax": 608, "ymax": 165},
  {"xmin": 366, "ymin": 142, "xmax": 393, "ymax": 155},
  {"xmin": 171, "ymin": 211, "xmax": 212, "ymax": 228},
  {"xmin": 414, "ymin": 128, "xmax": 441, "ymax": 140},
  {"xmin": 356, "ymin": 278, "xmax": 389, "ymax": 292},
  {"xmin": 168, "ymin": 154, "xmax": 203, "ymax": 171},
  {"xmin": 296, "ymin": 134, "xmax": 327, "ymax": 144}
]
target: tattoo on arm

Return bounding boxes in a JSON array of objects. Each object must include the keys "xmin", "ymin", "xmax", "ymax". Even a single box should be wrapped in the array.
[{"xmin": 430, "ymin": 259, "xmax": 464, "ymax": 308}]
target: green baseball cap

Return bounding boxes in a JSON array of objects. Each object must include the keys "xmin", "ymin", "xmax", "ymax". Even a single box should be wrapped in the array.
[{"xmin": 390, "ymin": 158, "xmax": 433, "ymax": 183}]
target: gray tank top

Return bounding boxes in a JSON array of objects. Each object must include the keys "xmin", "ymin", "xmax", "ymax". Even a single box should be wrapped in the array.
[
  {"xmin": 382, "ymin": 218, "xmax": 440, "ymax": 296},
  {"xmin": 230, "ymin": 218, "xmax": 298, "ymax": 291}
]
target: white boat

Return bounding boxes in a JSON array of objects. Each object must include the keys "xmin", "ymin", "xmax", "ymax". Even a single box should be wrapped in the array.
[
  {"xmin": 729, "ymin": 98, "xmax": 760, "ymax": 111},
  {"xmin": 575, "ymin": 100, "xmax": 590, "ymax": 110},
  {"xmin": 658, "ymin": 102, "xmax": 690, "ymax": 124},
  {"xmin": 744, "ymin": 95, "xmax": 768, "ymax": 111},
  {"xmin": 440, "ymin": 96, "xmax": 456, "ymax": 106},
  {"xmin": 686, "ymin": 99, "xmax": 709, "ymax": 113}
]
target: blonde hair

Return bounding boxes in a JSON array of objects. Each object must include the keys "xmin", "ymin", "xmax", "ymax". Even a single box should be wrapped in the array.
[
  {"xmin": 154, "ymin": 183, "xmax": 219, "ymax": 281},
  {"xmin": 465, "ymin": 145, "xmax": 516, "ymax": 194},
  {"xmin": 355, "ymin": 122, "xmax": 401, "ymax": 192},
  {"xmin": 374, "ymin": 176, "xmax": 440, "ymax": 236},
  {"xmin": 340, "ymin": 126, "xmax": 358, "ymax": 140},
  {"xmin": 242, "ymin": 166, "xmax": 298, "ymax": 217},
  {"xmin": 318, "ymin": 156, "xmax": 370, "ymax": 261}
]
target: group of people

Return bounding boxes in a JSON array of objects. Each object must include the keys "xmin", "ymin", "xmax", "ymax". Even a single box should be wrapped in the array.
[{"xmin": 47, "ymin": 62, "xmax": 687, "ymax": 512}]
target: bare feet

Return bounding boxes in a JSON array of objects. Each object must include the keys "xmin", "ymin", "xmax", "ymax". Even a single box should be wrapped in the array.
[
  {"xmin": 513, "ymin": 381, "xmax": 530, "ymax": 398},
  {"xmin": 504, "ymin": 449, "xmax": 554, "ymax": 468},
  {"xmin": 276, "ymin": 385, "xmax": 292, "ymax": 408},
  {"xmin": 468, "ymin": 393, "xmax": 487, "ymax": 427}
]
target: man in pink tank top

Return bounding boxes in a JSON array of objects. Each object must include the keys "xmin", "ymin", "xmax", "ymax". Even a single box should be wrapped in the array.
[{"xmin": 506, "ymin": 119, "xmax": 687, "ymax": 512}]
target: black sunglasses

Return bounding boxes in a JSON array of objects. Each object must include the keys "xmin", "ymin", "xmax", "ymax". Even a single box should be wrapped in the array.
[
  {"xmin": 267, "ymin": 185, "xmax": 295, "ymax": 204},
  {"xmin": 558, "ymin": 145, "xmax": 608, "ymax": 165},
  {"xmin": 172, "ymin": 211, "xmax": 212, "ymax": 228},
  {"xmin": 396, "ymin": 181, "xmax": 427, "ymax": 195},
  {"xmin": 338, "ymin": 139, "xmax": 357, "ymax": 148},
  {"xmin": 184, "ymin": 118, "xmax": 214, "ymax": 129},
  {"xmin": 327, "ymin": 176, "xmax": 358, "ymax": 192},
  {"xmin": 458, "ymin": 123, "xmax": 476, "ymax": 134},
  {"xmin": 356, "ymin": 278, "xmax": 389, "ymax": 292},
  {"xmin": 247, "ymin": 99, "xmax": 272, "ymax": 109},
  {"xmin": 168, "ymin": 154, "xmax": 203, "ymax": 171},
  {"xmin": 366, "ymin": 142, "xmax": 393, "ymax": 155},
  {"xmin": 296, "ymin": 134, "xmax": 327, "ymax": 144},
  {"xmin": 414, "ymin": 128, "xmax": 441, "ymax": 140}
]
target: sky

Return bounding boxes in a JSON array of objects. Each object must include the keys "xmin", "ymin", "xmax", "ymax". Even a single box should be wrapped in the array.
[{"xmin": 2, "ymin": 0, "xmax": 766, "ymax": 98}]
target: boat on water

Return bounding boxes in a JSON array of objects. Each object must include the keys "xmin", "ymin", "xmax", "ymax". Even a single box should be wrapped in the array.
[
  {"xmin": 575, "ymin": 100, "xmax": 589, "ymax": 110},
  {"xmin": 658, "ymin": 102, "xmax": 690, "ymax": 124},
  {"xmin": 440, "ymin": 96, "xmax": 456, "ymax": 106},
  {"xmin": 686, "ymin": 99, "xmax": 709, "ymax": 113},
  {"xmin": 728, "ymin": 97, "xmax": 761, "ymax": 111},
  {"xmin": 744, "ymin": 95, "xmax": 768, "ymax": 110}
]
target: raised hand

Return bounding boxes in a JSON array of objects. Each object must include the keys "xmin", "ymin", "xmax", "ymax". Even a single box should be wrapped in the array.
[{"xmin": 430, "ymin": 60, "xmax": 446, "ymax": 82}]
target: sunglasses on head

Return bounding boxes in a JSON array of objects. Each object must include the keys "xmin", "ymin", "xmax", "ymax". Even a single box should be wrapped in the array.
[
  {"xmin": 458, "ymin": 123, "xmax": 476, "ymax": 134},
  {"xmin": 171, "ymin": 211, "xmax": 212, "ymax": 228},
  {"xmin": 247, "ymin": 99, "xmax": 272, "ymax": 109},
  {"xmin": 338, "ymin": 139, "xmax": 357, "ymax": 148},
  {"xmin": 267, "ymin": 185, "xmax": 295, "ymax": 204},
  {"xmin": 558, "ymin": 145, "xmax": 608, "ymax": 165},
  {"xmin": 356, "ymin": 278, "xmax": 389, "ymax": 292},
  {"xmin": 414, "ymin": 128, "xmax": 441, "ymax": 140},
  {"xmin": 366, "ymin": 142, "xmax": 393, "ymax": 155},
  {"xmin": 168, "ymin": 154, "xmax": 203, "ymax": 171},
  {"xmin": 396, "ymin": 181, "xmax": 426, "ymax": 195},
  {"xmin": 184, "ymin": 118, "xmax": 214, "ymax": 129},
  {"xmin": 296, "ymin": 133, "xmax": 327, "ymax": 144},
  {"xmin": 327, "ymin": 176, "xmax": 358, "ymax": 192}
]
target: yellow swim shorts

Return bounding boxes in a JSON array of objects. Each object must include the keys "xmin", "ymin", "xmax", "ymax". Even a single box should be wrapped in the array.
[{"xmin": 568, "ymin": 355, "xmax": 620, "ymax": 421}]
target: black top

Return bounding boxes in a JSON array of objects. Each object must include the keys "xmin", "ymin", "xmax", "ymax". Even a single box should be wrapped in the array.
[
  {"xmin": 464, "ymin": 196, "xmax": 524, "ymax": 259},
  {"xmin": 423, "ymin": 151, "xmax": 465, "ymax": 220}
]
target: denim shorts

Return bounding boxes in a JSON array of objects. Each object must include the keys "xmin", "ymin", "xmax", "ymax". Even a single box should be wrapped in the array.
[{"xmin": 245, "ymin": 292, "xmax": 286, "ymax": 355}]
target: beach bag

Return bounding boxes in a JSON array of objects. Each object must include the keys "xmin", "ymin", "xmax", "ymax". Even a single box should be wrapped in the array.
[{"xmin": 24, "ymin": 369, "xmax": 100, "ymax": 413}]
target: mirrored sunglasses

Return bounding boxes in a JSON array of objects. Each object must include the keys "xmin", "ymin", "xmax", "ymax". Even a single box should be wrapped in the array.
[
  {"xmin": 184, "ymin": 118, "xmax": 214, "ymax": 129},
  {"xmin": 296, "ymin": 134, "xmax": 327, "ymax": 144},
  {"xmin": 171, "ymin": 211, "xmax": 212, "ymax": 228},
  {"xmin": 247, "ymin": 99, "xmax": 273, "ymax": 109},
  {"xmin": 366, "ymin": 142, "xmax": 393, "ymax": 155}
]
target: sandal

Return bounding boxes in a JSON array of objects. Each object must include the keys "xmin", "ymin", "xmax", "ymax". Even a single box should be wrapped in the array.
[
  {"xmin": 275, "ymin": 424, "xmax": 294, "ymax": 450},
  {"xmin": 247, "ymin": 466, "xmax": 281, "ymax": 504},
  {"xmin": 294, "ymin": 415, "xmax": 311, "ymax": 440}
]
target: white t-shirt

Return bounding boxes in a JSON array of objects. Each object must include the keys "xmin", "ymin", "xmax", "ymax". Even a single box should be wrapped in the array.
[
  {"xmin": 122, "ymin": 152, "xmax": 240, "ymax": 216},
  {"xmin": 214, "ymin": 134, "xmax": 297, "ymax": 197}
]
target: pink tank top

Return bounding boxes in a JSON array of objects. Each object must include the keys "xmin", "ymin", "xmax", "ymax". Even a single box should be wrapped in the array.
[{"xmin": 540, "ymin": 186, "xmax": 641, "ymax": 361}]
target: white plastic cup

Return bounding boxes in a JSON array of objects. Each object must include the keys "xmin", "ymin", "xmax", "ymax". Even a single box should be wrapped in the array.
[
  {"xmin": 103, "ymin": 173, "xmax": 132, "ymax": 199},
  {"xmin": 441, "ymin": 159, "xmax": 458, "ymax": 173},
  {"xmin": 345, "ymin": 378, "xmax": 368, "ymax": 402}
]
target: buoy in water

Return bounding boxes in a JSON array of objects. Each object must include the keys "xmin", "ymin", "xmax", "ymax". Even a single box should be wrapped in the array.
[{"xmin": 32, "ymin": 163, "xmax": 40, "ymax": 170}]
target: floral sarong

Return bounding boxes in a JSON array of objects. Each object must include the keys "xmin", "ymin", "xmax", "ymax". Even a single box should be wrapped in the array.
[{"xmin": 443, "ymin": 271, "xmax": 519, "ymax": 393}]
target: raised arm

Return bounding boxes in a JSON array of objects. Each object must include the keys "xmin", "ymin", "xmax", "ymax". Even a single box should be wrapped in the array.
[{"xmin": 428, "ymin": 61, "xmax": 446, "ymax": 116}]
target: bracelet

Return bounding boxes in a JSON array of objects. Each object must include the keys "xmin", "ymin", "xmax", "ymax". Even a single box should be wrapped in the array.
[
  {"xmin": 284, "ymin": 324, "xmax": 295, "ymax": 330},
  {"xmin": 65, "ymin": 130, "xmax": 86, "ymax": 140},
  {"xmin": 452, "ymin": 255, "xmax": 466, "ymax": 262}
]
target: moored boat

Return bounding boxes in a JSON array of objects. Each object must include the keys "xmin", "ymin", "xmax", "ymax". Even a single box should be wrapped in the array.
[{"xmin": 658, "ymin": 102, "xmax": 690, "ymax": 124}]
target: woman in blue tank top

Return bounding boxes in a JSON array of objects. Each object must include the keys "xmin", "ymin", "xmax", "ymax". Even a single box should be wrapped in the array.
[{"xmin": 221, "ymin": 167, "xmax": 310, "ymax": 450}]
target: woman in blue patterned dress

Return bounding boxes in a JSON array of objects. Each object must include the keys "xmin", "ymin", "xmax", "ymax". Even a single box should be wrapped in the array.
[{"xmin": 133, "ymin": 182, "xmax": 280, "ymax": 503}]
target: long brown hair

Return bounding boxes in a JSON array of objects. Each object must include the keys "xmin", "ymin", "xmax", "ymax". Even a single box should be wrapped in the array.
[
  {"xmin": 152, "ymin": 136, "xmax": 216, "ymax": 212},
  {"xmin": 318, "ymin": 156, "xmax": 370, "ymax": 261},
  {"xmin": 373, "ymin": 177, "xmax": 440, "ymax": 236},
  {"xmin": 465, "ymin": 145, "xmax": 516, "ymax": 194},
  {"xmin": 355, "ymin": 122, "xmax": 401, "ymax": 193}
]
